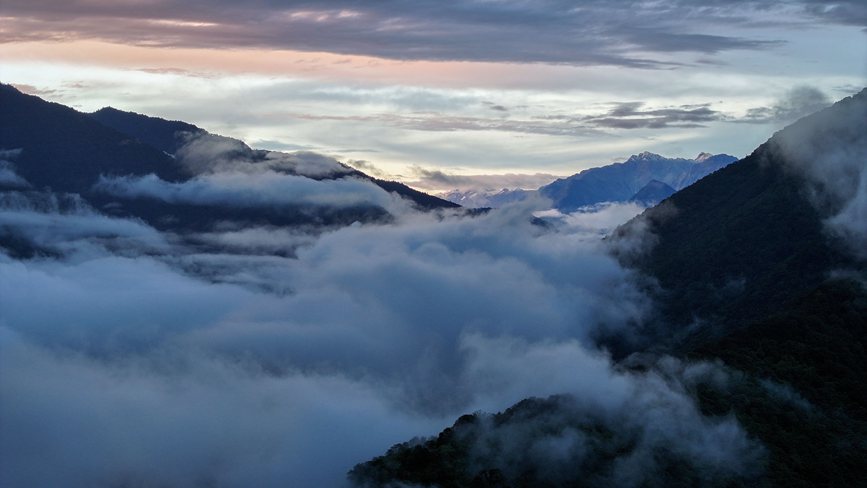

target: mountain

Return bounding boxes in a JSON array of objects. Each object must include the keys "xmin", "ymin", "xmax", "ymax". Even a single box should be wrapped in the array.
[
  {"xmin": 437, "ymin": 153, "xmax": 730, "ymax": 210},
  {"xmin": 351, "ymin": 89, "xmax": 867, "ymax": 487},
  {"xmin": 86, "ymin": 104, "xmax": 459, "ymax": 211},
  {"xmin": 629, "ymin": 179, "xmax": 675, "ymax": 205},
  {"xmin": 0, "ymin": 84, "xmax": 187, "ymax": 193},
  {"xmin": 89, "ymin": 106, "xmax": 206, "ymax": 155},
  {"xmin": 0, "ymin": 85, "xmax": 456, "ymax": 234},
  {"xmin": 540, "ymin": 151, "xmax": 736, "ymax": 212},
  {"xmin": 438, "ymin": 188, "xmax": 533, "ymax": 208},
  {"xmin": 439, "ymin": 153, "xmax": 733, "ymax": 210}
]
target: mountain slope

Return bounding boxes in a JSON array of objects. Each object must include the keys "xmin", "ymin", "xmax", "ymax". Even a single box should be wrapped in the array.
[
  {"xmin": 629, "ymin": 179, "xmax": 675, "ymax": 205},
  {"xmin": 87, "ymin": 105, "xmax": 459, "ymax": 210},
  {"xmin": 540, "ymin": 152, "xmax": 736, "ymax": 212},
  {"xmin": 0, "ymin": 84, "xmax": 187, "ymax": 192},
  {"xmin": 89, "ymin": 106, "xmax": 206, "ymax": 155},
  {"xmin": 351, "ymin": 89, "xmax": 867, "ymax": 487},
  {"xmin": 623, "ymin": 93, "xmax": 865, "ymax": 338},
  {"xmin": 0, "ymin": 85, "xmax": 460, "ymax": 257}
]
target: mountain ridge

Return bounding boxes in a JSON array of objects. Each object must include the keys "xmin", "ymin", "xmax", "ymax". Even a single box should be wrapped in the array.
[
  {"xmin": 540, "ymin": 151, "xmax": 737, "ymax": 212},
  {"xmin": 439, "ymin": 152, "xmax": 735, "ymax": 209},
  {"xmin": 86, "ymin": 103, "xmax": 459, "ymax": 211}
]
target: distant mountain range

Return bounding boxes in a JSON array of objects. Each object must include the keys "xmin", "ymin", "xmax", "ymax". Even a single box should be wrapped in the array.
[
  {"xmin": 540, "ymin": 151, "xmax": 736, "ymax": 211},
  {"xmin": 439, "ymin": 151, "xmax": 736, "ymax": 210},
  {"xmin": 438, "ymin": 187, "xmax": 535, "ymax": 208},
  {"xmin": 352, "ymin": 89, "xmax": 867, "ymax": 487}
]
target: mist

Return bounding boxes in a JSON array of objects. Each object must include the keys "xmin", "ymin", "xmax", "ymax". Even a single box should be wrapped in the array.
[
  {"xmin": 0, "ymin": 181, "xmax": 764, "ymax": 486},
  {"xmin": 771, "ymin": 88, "xmax": 867, "ymax": 259}
]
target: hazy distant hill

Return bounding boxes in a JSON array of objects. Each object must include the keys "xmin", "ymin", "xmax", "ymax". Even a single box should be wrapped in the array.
[{"xmin": 629, "ymin": 179, "xmax": 676, "ymax": 205}]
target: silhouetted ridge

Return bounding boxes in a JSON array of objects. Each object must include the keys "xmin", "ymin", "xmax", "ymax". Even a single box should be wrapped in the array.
[
  {"xmin": 89, "ymin": 106, "xmax": 206, "ymax": 155},
  {"xmin": 0, "ymin": 84, "xmax": 186, "ymax": 192}
]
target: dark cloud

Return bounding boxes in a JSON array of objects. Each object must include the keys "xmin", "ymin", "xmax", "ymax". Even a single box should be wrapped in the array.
[
  {"xmin": 483, "ymin": 101, "xmax": 509, "ymax": 112},
  {"xmin": 291, "ymin": 111, "xmax": 605, "ymax": 137},
  {"xmin": 802, "ymin": 0, "xmax": 867, "ymax": 28},
  {"xmin": 582, "ymin": 102, "xmax": 725, "ymax": 129},
  {"xmin": 0, "ymin": 0, "xmax": 812, "ymax": 67}
]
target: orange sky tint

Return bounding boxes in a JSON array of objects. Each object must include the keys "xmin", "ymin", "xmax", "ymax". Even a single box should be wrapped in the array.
[{"xmin": 0, "ymin": 40, "xmax": 585, "ymax": 91}]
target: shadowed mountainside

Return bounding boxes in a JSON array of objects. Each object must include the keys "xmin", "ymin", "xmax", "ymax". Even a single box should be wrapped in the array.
[{"xmin": 350, "ymin": 88, "xmax": 867, "ymax": 487}]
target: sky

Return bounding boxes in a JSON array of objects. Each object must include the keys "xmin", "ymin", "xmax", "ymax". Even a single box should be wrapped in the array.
[{"xmin": 1, "ymin": 0, "xmax": 866, "ymax": 191}]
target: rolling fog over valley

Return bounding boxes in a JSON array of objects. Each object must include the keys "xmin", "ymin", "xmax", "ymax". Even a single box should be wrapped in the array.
[{"xmin": 1, "ymin": 2, "xmax": 866, "ymax": 487}]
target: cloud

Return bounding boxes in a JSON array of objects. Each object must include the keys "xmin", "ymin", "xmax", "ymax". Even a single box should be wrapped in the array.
[
  {"xmin": 740, "ymin": 85, "xmax": 832, "ymax": 124},
  {"xmin": 0, "ymin": 1, "xmax": 798, "ymax": 67},
  {"xmin": 0, "ymin": 329, "xmax": 445, "ymax": 488},
  {"xmin": 188, "ymin": 226, "xmax": 319, "ymax": 256},
  {"xmin": 290, "ymin": 111, "xmax": 605, "ymax": 137},
  {"xmin": 346, "ymin": 159, "xmax": 389, "ymax": 178},
  {"xmin": 0, "ymin": 189, "xmax": 770, "ymax": 486},
  {"xmin": 175, "ymin": 132, "xmax": 354, "ymax": 178},
  {"xmin": 0, "ymin": 190, "xmax": 166, "ymax": 256},
  {"xmin": 94, "ymin": 171, "xmax": 401, "ymax": 211},
  {"xmin": 802, "ymin": 0, "xmax": 867, "ymax": 28},
  {"xmin": 769, "ymin": 88, "xmax": 867, "ymax": 258},
  {"xmin": 581, "ymin": 102, "xmax": 725, "ymax": 129},
  {"xmin": 407, "ymin": 166, "xmax": 557, "ymax": 192},
  {"xmin": 0, "ymin": 160, "xmax": 29, "ymax": 188},
  {"xmin": 537, "ymin": 202, "xmax": 649, "ymax": 237},
  {"xmin": 435, "ymin": 344, "xmax": 765, "ymax": 486}
]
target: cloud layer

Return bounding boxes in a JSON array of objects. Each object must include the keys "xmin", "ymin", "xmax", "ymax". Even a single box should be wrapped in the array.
[
  {"xmin": 0, "ymin": 189, "xmax": 763, "ymax": 487},
  {"xmin": 0, "ymin": 0, "xmax": 826, "ymax": 67},
  {"xmin": 95, "ymin": 172, "xmax": 399, "ymax": 211}
]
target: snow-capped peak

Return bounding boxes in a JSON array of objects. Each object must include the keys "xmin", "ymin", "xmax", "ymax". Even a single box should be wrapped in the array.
[{"xmin": 629, "ymin": 151, "xmax": 664, "ymax": 161}]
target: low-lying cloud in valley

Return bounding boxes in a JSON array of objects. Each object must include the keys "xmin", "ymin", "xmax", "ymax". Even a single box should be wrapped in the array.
[
  {"xmin": 95, "ymin": 171, "xmax": 401, "ymax": 211},
  {"xmin": 0, "ymin": 173, "xmax": 765, "ymax": 486}
]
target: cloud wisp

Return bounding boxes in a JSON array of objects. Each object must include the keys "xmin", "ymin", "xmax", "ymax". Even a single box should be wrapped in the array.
[
  {"xmin": 407, "ymin": 166, "xmax": 557, "ymax": 192},
  {"xmin": 770, "ymin": 87, "xmax": 867, "ymax": 259},
  {"xmin": 580, "ymin": 102, "xmax": 725, "ymax": 129},
  {"xmin": 739, "ymin": 86, "xmax": 832, "ymax": 124},
  {"xmin": 95, "ymin": 171, "xmax": 400, "ymax": 211}
]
